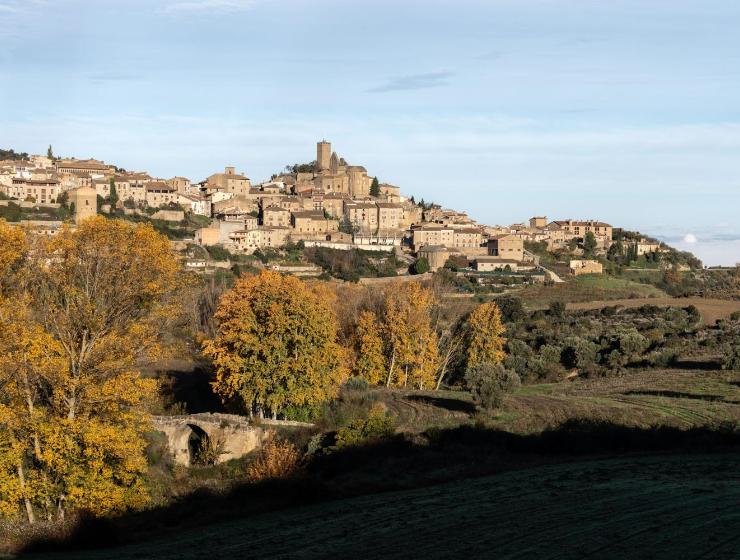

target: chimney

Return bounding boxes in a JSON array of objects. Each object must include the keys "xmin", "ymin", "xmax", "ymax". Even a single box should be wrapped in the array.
[{"xmin": 225, "ymin": 166, "xmax": 235, "ymax": 175}]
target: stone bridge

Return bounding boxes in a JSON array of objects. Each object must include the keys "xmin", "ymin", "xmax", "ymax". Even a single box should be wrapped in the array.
[{"xmin": 151, "ymin": 413, "xmax": 312, "ymax": 466}]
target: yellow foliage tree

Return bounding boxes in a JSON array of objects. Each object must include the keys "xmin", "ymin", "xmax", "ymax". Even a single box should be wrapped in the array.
[
  {"xmin": 378, "ymin": 282, "xmax": 439, "ymax": 390},
  {"xmin": 466, "ymin": 302, "xmax": 507, "ymax": 368},
  {"xmin": 0, "ymin": 217, "xmax": 181, "ymax": 523},
  {"xmin": 0, "ymin": 220, "xmax": 27, "ymax": 291},
  {"xmin": 354, "ymin": 310, "xmax": 386, "ymax": 385},
  {"xmin": 204, "ymin": 271, "xmax": 348, "ymax": 418}
]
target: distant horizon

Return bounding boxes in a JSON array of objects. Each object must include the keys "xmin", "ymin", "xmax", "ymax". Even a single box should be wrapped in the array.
[{"xmin": 3, "ymin": 0, "xmax": 739, "ymax": 265}]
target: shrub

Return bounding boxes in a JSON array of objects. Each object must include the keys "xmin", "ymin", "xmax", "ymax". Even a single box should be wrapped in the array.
[
  {"xmin": 723, "ymin": 344, "xmax": 740, "ymax": 372},
  {"xmin": 464, "ymin": 363, "xmax": 521, "ymax": 411},
  {"xmin": 647, "ymin": 348, "xmax": 679, "ymax": 367},
  {"xmin": 548, "ymin": 301, "xmax": 566, "ymax": 318},
  {"xmin": 334, "ymin": 403, "xmax": 396, "ymax": 448},
  {"xmin": 246, "ymin": 438, "xmax": 302, "ymax": 481},
  {"xmin": 410, "ymin": 257, "xmax": 429, "ymax": 275},
  {"xmin": 494, "ymin": 296, "xmax": 526, "ymax": 323},
  {"xmin": 561, "ymin": 337, "xmax": 600, "ymax": 370},
  {"xmin": 191, "ymin": 434, "xmax": 227, "ymax": 466},
  {"xmin": 343, "ymin": 376, "xmax": 370, "ymax": 392}
]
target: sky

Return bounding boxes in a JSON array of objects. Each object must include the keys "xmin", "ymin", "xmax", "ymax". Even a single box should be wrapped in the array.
[{"xmin": 1, "ymin": 0, "xmax": 739, "ymax": 265}]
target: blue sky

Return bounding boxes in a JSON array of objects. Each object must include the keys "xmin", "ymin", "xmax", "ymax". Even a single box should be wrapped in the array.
[{"xmin": 2, "ymin": 0, "xmax": 739, "ymax": 264}]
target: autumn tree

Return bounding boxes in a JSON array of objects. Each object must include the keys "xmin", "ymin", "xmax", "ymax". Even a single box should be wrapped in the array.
[
  {"xmin": 0, "ymin": 217, "xmax": 182, "ymax": 523},
  {"xmin": 369, "ymin": 282, "xmax": 439, "ymax": 390},
  {"xmin": 204, "ymin": 271, "xmax": 348, "ymax": 418},
  {"xmin": 465, "ymin": 302, "xmax": 507, "ymax": 368},
  {"xmin": 354, "ymin": 310, "xmax": 386, "ymax": 385},
  {"xmin": 0, "ymin": 220, "xmax": 27, "ymax": 292}
]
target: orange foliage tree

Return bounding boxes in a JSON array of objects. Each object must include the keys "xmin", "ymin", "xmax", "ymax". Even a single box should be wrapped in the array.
[{"xmin": 204, "ymin": 271, "xmax": 348, "ymax": 418}]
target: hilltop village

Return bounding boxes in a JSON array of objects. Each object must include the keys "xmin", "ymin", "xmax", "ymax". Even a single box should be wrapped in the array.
[{"xmin": 0, "ymin": 141, "xmax": 667, "ymax": 282}]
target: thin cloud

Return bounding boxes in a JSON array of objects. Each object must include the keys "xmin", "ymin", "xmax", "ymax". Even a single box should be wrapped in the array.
[
  {"xmin": 161, "ymin": 0, "xmax": 256, "ymax": 14},
  {"xmin": 367, "ymin": 71, "xmax": 454, "ymax": 93}
]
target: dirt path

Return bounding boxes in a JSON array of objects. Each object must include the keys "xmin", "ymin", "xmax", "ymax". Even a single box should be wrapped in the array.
[{"xmin": 567, "ymin": 297, "xmax": 740, "ymax": 324}]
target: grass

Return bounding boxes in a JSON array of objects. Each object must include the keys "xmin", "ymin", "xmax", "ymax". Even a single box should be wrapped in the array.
[
  {"xmin": 516, "ymin": 274, "xmax": 666, "ymax": 308},
  {"xmin": 10, "ymin": 367, "xmax": 739, "ymax": 559},
  {"xmin": 332, "ymin": 368, "xmax": 739, "ymax": 437},
  {"xmin": 28, "ymin": 453, "xmax": 740, "ymax": 560}
]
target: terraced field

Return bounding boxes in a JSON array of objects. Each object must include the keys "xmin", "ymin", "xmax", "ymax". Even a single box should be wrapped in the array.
[
  {"xmin": 381, "ymin": 369, "xmax": 739, "ymax": 434},
  {"xmin": 33, "ymin": 454, "xmax": 740, "ymax": 560}
]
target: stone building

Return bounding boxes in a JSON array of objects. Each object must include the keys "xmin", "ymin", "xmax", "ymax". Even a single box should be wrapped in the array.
[
  {"xmin": 70, "ymin": 185, "xmax": 97, "ymax": 223},
  {"xmin": 474, "ymin": 257, "xmax": 519, "ymax": 272},
  {"xmin": 295, "ymin": 141, "xmax": 373, "ymax": 198},
  {"xmin": 345, "ymin": 201, "xmax": 379, "ymax": 233},
  {"xmin": 529, "ymin": 216, "xmax": 548, "ymax": 228},
  {"xmin": 377, "ymin": 202, "xmax": 403, "ymax": 232},
  {"xmin": 418, "ymin": 245, "xmax": 450, "ymax": 272},
  {"xmin": 206, "ymin": 166, "xmax": 251, "ymax": 196},
  {"xmin": 292, "ymin": 211, "xmax": 338, "ymax": 235},
  {"xmin": 548, "ymin": 220, "xmax": 613, "ymax": 249},
  {"xmin": 570, "ymin": 259, "xmax": 603, "ymax": 276},
  {"xmin": 487, "ymin": 234, "xmax": 524, "ymax": 262},
  {"xmin": 262, "ymin": 205, "xmax": 291, "ymax": 227},
  {"xmin": 145, "ymin": 181, "xmax": 178, "ymax": 207}
]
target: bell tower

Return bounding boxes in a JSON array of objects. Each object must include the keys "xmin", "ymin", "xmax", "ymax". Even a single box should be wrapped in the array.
[{"xmin": 317, "ymin": 140, "xmax": 331, "ymax": 171}]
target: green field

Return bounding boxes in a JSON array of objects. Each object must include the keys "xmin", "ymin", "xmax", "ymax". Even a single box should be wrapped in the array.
[
  {"xmin": 517, "ymin": 274, "xmax": 666, "ymax": 307},
  {"xmin": 30, "ymin": 453, "xmax": 740, "ymax": 560},
  {"xmin": 378, "ymin": 368, "xmax": 740, "ymax": 434}
]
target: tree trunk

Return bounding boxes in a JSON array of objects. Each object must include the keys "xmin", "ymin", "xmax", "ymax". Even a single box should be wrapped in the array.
[
  {"xmin": 386, "ymin": 348, "xmax": 396, "ymax": 387},
  {"xmin": 16, "ymin": 462, "xmax": 35, "ymax": 524}
]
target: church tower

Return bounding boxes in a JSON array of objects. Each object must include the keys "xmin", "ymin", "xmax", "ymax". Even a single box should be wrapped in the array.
[{"xmin": 317, "ymin": 140, "xmax": 331, "ymax": 171}]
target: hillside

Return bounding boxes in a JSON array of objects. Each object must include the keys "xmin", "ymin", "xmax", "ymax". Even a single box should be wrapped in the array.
[{"xmin": 29, "ymin": 453, "xmax": 740, "ymax": 560}]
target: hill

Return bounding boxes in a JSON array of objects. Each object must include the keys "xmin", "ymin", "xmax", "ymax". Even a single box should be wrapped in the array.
[{"xmin": 28, "ymin": 453, "xmax": 740, "ymax": 560}]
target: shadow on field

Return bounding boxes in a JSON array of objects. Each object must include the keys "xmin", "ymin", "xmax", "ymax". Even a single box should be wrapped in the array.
[
  {"xmin": 671, "ymin": 359, "xmax": 721, "ymax": 371},
  {"xmin": 406, "ymin": 394, "xmax": 477, "ymax": 414},
  {"xmin": 622, "ymin": 390, "xmax": 729, "ymax": 402},
  {"xmin": 19, "ymin": 419, "xmax": 740, "ymax": 556}
]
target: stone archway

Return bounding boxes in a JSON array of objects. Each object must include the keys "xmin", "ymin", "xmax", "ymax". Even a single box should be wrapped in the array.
[
  {"xmin": 186, "ymin": 424, "xmax": 211, "ymax": 466},
  {"xmin": 151, "ymin": 413, "xmax": 310, "ymax": 467}
]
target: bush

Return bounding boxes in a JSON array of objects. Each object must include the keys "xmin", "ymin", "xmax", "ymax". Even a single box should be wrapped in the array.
[
  {"xmin": 343, "ymin": 376, "xmax": 370, "ymax": 392},
  {"xmin": 561, "ymin": 336, "xmax": 599, "ymax": 370},
  {"xmin": 334, "ymin": 403, "xmax": 396, "ymax": 448},
  {"xmin": 723, "ymin": 344, "xmax": 740, "ymax": 372},
  {"xmin": 410, "ymin": 257, "xmax": 429, "ymax": 275},
  {"xmin": 246, "ymin": 438, "xmax": 302, "ymax": 481},
  {"xmin": 548, "ymin": 301, "xmax": 566, "ymax": 318},
  {"xmin": 464, "ymin": 363, "xmax": 521, "ymax": 411},
  {"xmin": 494, "ymin": 296, "xmax": 526, "ymax": 323},
  {"xmin": 206, "ymin": 244, "xmax": 231, "ymax": 262}
]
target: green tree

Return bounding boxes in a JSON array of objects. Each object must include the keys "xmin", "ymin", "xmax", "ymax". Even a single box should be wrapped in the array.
[
  {"xmin": 410, "ymin": 256, "xmax": 429, "ymax": 275},
  {"xmin": 370, "ymin": 177, "xmax": 380, "ymax": 197},
  {"xmin": 46, "ymin": 145, "xmax": 54, "ymax": 160},
  {"xmin": 583, "ymin": 231, "xmax": 597, "ymax": 257},
  {"xmin": 108, "ymin": 178, "xmax": 119, "ymax": 210}
]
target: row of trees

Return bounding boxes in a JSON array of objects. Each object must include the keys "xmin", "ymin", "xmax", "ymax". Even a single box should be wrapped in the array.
[
  {"xmin": 205, "ymin": 273, "xmax": 509, "ymax": 418},
  {"xmin": 0, "ymin": 218, "xmax": 182, "ymax": 523}
]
